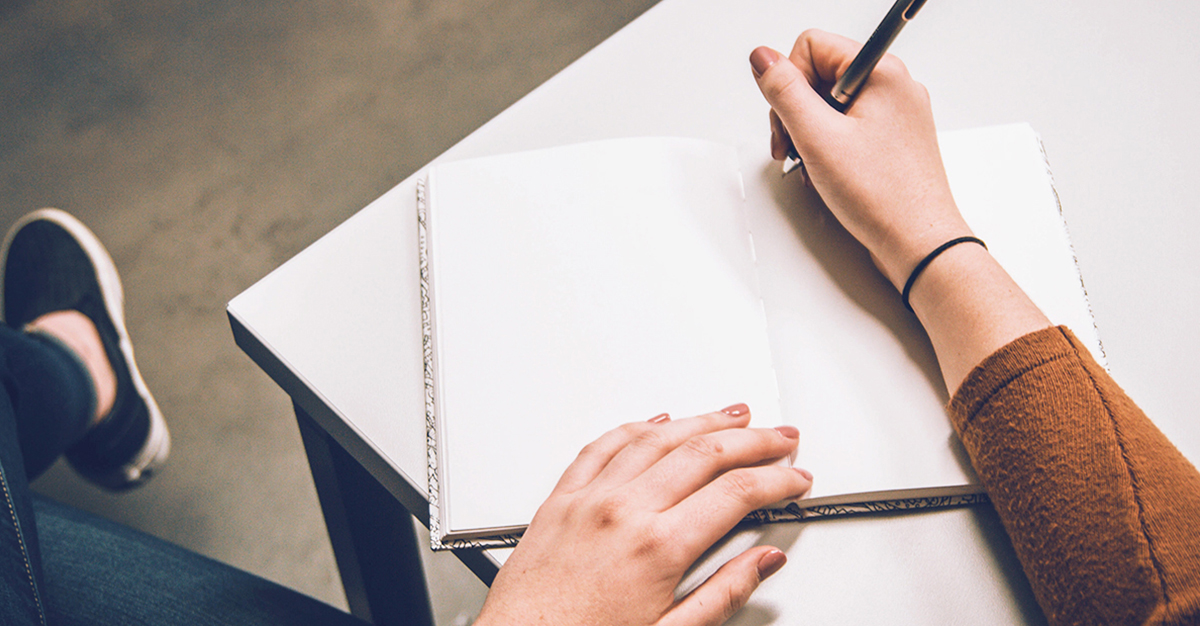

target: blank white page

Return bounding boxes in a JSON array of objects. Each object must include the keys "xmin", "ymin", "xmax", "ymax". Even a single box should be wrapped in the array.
[
  {"xmin": 773, "ymin": 123, "xmax": 1102, "ymax": 502},
  {"xmin": 943, "ymin": 124, "xmax": 1102, "ymax": 363},
  {"xmin": 426, "ymin": 137, "xmax": 781, "ymax": 537}
]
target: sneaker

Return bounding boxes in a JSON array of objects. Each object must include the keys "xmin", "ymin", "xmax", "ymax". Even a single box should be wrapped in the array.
[{"xmin": 0, "ymin": 208, "xmax": 169, "ymax": 490}]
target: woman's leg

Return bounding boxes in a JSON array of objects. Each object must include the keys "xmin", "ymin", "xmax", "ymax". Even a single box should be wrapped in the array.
[
  {"xmin": 35, "ymin": 496, "xmax": 369, "ymax": 626},
  {"xmin": 2, "ymin": 327, "xmax": 97, "ymax": 480},
  {"xmin": 0, "ymin": 209, "xmax": 371, "ymax": 625},
  {"xmin": 0, "ymin": 323, "xmax": 96, "ymax": 626},
  {"xmin": 2, "ymin": 208, "xmax": 169, "ymax": 489},
  {"xmin": 0, "ymin": 402, "xmax": 47, "ymax": 626},
  {"xmin": 0, "ymin": 326, "xmax": 367, "ymax": 625}
]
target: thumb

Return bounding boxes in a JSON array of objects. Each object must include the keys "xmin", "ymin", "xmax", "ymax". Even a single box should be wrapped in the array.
[
  {"xmin": 659, "ymin": 547, "xmax": 787, "ymax": 626},
  {"xmin": 750, "ymin": 46, "xmax": 843, "ymax": 159}
]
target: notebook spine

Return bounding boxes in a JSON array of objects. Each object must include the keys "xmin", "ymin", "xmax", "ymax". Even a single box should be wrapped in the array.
[{"xmin": 418, "ymin": 178, "xmax": 447, "ymax": 550}]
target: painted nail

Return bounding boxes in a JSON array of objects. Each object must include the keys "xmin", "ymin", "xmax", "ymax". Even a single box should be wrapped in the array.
[
  {"xmin": 796, "ymin": 467, "xmax": 813, "ymax": 481},
  {"xmin": 749, "ymin": 46, "xmax": 781, "ymax": 79},
  {"xmin": 720, "ymin": 403, "xmax": 750, "ymax": 417},
  {"xmin": 757, "ymin": 549, "xmax": 787, "ymax": 579},
  {"xmin": 648, "ymin": 413, "xmax": 671, "ymax": 424},
  {"xmin": 774, "ymin": 425, "xmax": 799, "ymax": 439}
]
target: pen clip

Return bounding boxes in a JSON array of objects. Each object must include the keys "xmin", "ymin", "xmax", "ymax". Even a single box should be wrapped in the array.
[{"xmin": 903, "ymin": 0, "xmax": 928, "ymax": 20}]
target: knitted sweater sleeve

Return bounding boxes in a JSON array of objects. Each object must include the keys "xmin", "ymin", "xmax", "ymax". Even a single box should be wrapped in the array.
[{"xmin": 947, "ymin": 326, "xmax": 1200, "ymax": 625}]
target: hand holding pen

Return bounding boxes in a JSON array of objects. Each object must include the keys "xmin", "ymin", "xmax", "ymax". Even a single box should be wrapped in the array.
[
  {"xmin": 748, "ymin": 26, "xmax": 973, "ymax": 296},
  {"xmin": 759, "ymin": 0, "xmax": 929, "ymax": 176}
]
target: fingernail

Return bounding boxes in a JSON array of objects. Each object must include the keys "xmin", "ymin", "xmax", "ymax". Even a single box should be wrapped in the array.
[
  {"xmin": 648, "ymin": 413, "xmax": 671, "ymax": 424},
  {"xmin": 796, "ymin": 467, "xmax": 813, "ymax": 481},
  {"xmin": 757, "ymin": 549, "xmax": 787, "ymax": 579},
  {"xmin": 774, "ymin": 425, "xmax": 799, "ymax": 439},
  {"xmin": 720, "ymin": 403, "xmax": 750, "ymax": 417},
  {"xmin": 749, "ymin": 46, "xmax": 781, "ymax": 79},
  {"xmin": 773, "ymin": 133, "xmax": 796, "ymax": 163}
]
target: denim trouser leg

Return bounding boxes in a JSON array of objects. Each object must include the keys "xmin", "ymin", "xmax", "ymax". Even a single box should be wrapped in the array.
[
  {"xmin": 0, "ymin": 326, "xmax": 368, "ymax": 625},
  {"xmin": 0, "ymin": 325, "xmax": 93, "ymax": 626},
  {"xmin": 34, "ymin": 495, "xmax": 369, "ymax": 626}
]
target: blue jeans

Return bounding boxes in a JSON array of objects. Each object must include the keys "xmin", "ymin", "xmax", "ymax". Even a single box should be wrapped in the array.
[{"xmin": 0, "ymin": 325, "xmax": 368, "ymax": 625}]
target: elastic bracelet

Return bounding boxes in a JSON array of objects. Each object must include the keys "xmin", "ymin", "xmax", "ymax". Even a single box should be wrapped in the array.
[{"xmin": 900, "ymin": 236, "xmax": 987, "ymax": 312}]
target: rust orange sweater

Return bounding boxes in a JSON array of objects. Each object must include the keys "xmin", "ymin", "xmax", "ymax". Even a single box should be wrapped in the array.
[{"xmin": 948, "ymin": 326, "xmax": 1200, "ymax": 625}]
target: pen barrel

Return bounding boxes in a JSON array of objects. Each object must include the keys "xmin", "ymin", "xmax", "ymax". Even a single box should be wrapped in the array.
[{"xmin": 829, "ymin": 0, "xmax": 919, "ymax": 108}]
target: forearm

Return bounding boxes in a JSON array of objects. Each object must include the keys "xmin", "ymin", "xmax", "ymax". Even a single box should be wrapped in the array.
[
  {"xmin": 752, "ymin": 31, "xmax": 1200, "ymax": 623},
  {"xmin": 904, "ymin": 240, "xmax": 1051, "ymax": 395},
  {"xmin": 949, "ymin": 326, "xmax": 1200, "ymax": 625},
  {"xmin": 750, "ymin": 32, "xmax": 1052, "ymax": 396}
]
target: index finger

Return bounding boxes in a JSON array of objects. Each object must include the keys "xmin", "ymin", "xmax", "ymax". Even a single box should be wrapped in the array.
[
  {"xmin": 624, "ymin": 425, "xmax": 800, "ymax": 511},
  {"xmin": 791, "ymin": 28, "xmax": 917, "ymax": 118},
  {"xmin": 552, "ymin": 408, "xmax": 752, "ymax": 496},
  {"xmin": 665, "ymin": 464, "xmax": 812, "ymax": 562},
  {"xmin": 790, "ymin": 29, "xmax": 864, "ymax": 89}
]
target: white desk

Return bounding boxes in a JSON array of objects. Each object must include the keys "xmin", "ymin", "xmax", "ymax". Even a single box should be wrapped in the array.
[{"xmin": 228, "ymin": 1, "xmax": 1200, "ymax": 624}]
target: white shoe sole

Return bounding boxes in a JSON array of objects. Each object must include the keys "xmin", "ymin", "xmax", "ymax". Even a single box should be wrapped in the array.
[{"xmin": 0, "ymin": 208, "xmax": 170, "ymax": 487}]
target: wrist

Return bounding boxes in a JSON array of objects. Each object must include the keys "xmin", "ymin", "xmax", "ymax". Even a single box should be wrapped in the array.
[
  {"xmin": 875, "ymin": 219, "xmax": 975, "ymax": 291},
  {"xmin": 903, "ymin": 238, "xmax": 993, "ymax": 313},
  {"xmin": 904, "ymin": 242, "xmax": 1051, "ymax": 392},
  {"xmin": 900, "ymin": 236, "xmax": 987, "ymax": 312}
]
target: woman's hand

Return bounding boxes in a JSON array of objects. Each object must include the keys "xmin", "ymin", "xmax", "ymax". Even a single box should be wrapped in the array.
[
  {"xmin": 751, "ymin": 29, "xmax": 972, "ymax": 290},
  {"xmin": 751, "ymin": 30, "xmax": 1050, "ymax": 393},
  {"xmin": 474, "ymin": 405, "xmax": 812, "ymax": 626}
]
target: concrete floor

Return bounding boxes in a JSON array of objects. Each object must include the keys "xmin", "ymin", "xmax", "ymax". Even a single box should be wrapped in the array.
[{"xmin": 0, "ymin": 0, "xmax": 657, "ymax": 622}]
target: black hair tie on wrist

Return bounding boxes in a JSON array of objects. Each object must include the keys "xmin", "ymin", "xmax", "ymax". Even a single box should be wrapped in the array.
[{"xmin": 900, "ymin": 236, "xmax": 988, "ymax": 312}]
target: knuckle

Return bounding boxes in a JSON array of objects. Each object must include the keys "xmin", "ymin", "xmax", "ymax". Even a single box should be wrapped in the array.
[
  {"xmin": 578, "ymin": 421, "xmax": 649, "ymax": 458},
  {"xmin": 534, "ymin": 494, "xmax": 572, "ymax": 524},
  {"xmin": 722, "ymin": 576, "xmax": 757, "ymax": 620},
  {"xmin": 616, "ymin": 421, "xmax": 650, "ymax": 439},
  {"xmin": 682, "ymin": 434, "xmax": 727, "ymax": 462},
  {"xmin": 591, "ymin": 492, "xmax": 631, "ymax": 530},
  {"xmin": 763, "ymin": 70, "xmax": 804, "ymax": 102},
  {"xmin": 913, "ymin": 80, "xmax": 932, "ymax": 105},
  {"xmin": 628, "ymin": 427, "xmax": 673, "ymax": 453},
  {"xmin": 797, "ymin": 28, "xmax": 823, "ymax": 47},
  {"xmin": 720, "ymin": 469, "xmax": 763, "ymax": 504},
  {"xmin": 576, "ymin": 438, "xmax": 606, "ymax": 459},
  {"xmin": 877, "ymin": 54, "xmax": 913, "ymax": 81},
  {"xmin": 631, "ymin": 518, "xmax": 672, "ymax": 559}
]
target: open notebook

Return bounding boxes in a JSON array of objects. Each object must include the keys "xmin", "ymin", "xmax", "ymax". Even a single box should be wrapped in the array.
[{"xmin": 419, "ymin": 126, "xmax": 1101, "ymax": 550}]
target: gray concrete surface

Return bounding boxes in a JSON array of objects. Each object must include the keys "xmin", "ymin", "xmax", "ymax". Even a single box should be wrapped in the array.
[{"xmin": 0, "ymin": 0, "xmax": 657, "ymax": 621}]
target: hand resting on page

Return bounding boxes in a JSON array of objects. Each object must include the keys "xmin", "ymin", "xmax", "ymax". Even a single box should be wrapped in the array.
[{"xmin": 472, "ymin": 406, "xmax": 811, "ymax": 626}]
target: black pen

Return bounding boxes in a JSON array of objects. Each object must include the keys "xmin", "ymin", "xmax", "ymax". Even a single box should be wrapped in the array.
[{"xmin": 783, "ymin": 0, "xmax": 929, "ymax": 175}]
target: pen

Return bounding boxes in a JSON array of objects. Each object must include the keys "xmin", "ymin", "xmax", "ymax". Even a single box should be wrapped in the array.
[{"xmin": 782, "ymin": 0, "xmax": 929, "ymax": 175}]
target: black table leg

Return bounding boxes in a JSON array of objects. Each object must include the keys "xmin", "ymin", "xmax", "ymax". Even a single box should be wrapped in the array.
[{"xmin": 295, "ymin": 402, "xmax": 435, "ymax": 626}]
